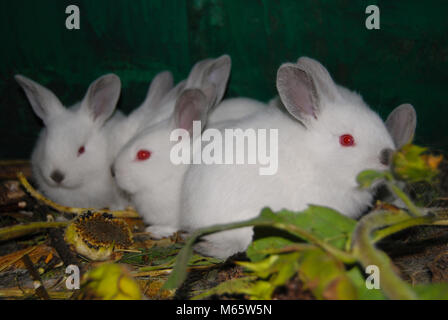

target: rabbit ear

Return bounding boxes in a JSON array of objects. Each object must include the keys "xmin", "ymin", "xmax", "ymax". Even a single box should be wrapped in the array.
[
  {"xmin": 132, "ymin": 71, "xmax": 175, "ymax": 127},
  {"xmin": 277, "ymin": 58, "xmax": 339, "ymax": 126},
  {"xmin": 186, "ymin": 55, "xmax": 231, "ymax": 106},
  {"xmin": 276, "ymin": 63, "xmax": 318, "ymax": 124},
  {"xmin": 15, "ymin": 75, "xmax": 64, "ymax": 124},
  {"xmin": 201, "ymin": 54, "xmax": 231, "ymax": 105},
  {"xmin": 296, "ymin": 57, "xmax": 340, "ymax": 102},
  {"xmin": 81, "ymin": 74, "xmax": 121, "ymax": 125},
  {"xmin": 174, "ymin": 88, "xmax": 208, "ymax": 134},
  {"xmin": 186, "ymin": 59, "xmax": 213, "ymax": 88},
  {"xmin": 143, "ymin": 71, "xmax": 174, "ymax": 108},
  {"xmin": 386, "ymin": 103, "xmax": 417, "ymax": 148}
]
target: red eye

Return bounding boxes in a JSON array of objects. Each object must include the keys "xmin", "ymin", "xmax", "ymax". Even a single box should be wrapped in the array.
[
  {"xmin": 78, "ymin": 146, "xmax": 85, "ymax": 155},
  {"xmin": 339, "ymin": 134, "xmax": 355, "ymax": 147},
  {"xmin": 136, "ymin": 149, "xmax": 151, "ymax": 161}
]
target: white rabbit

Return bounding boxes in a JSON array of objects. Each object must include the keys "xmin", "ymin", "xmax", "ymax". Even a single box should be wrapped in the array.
[
  {"xmin": 16, "ymin": 74, "xmax": 127, "ymax": 209},
  {"xmin": 179, "ymin": 57, "xmax": 417, "ymax": 259},
  {"xmin": 112, "ymin": 55, "xmax": 261, "ymax": 239}
]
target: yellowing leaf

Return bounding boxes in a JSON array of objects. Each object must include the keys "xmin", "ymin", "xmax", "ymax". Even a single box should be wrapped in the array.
[
  {"xmin": 79, "ymin": 263, "xmax": 142, "ymax": 300},
  {"xmin": 392, "ymin": 144, "xmax": 441, "ymax": 183}
]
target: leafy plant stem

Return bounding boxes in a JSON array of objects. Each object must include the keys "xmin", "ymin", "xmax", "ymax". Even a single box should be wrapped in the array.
[
  {"xmin": 164, "ymin": 212, "xmax": 356, "ymax": 289},
  {"xmin": 371, "ymin": 209, "xmax": 448, "ymax": 243},
  {"xmin": 352, "ymin": 209, "xmax": 419, "ymax": 300},
  {"xmin": 272, "ymin": 223, "xmax": 356, "ymax": 264},
  {"xmin": 385, "ymin": 179, "xmax": 422, "ymax": 217}
]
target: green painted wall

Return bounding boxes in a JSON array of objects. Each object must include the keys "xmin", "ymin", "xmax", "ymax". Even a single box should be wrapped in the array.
[{"xmin": 0, "ymin": 0, "xmax": 447, "ymax": 158}]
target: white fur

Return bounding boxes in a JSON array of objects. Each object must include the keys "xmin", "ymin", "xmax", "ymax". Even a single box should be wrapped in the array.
[
  {"xmin": 208, "ymin": 97, "xmax": 266, "ymax": 125},
  {"xmin": 15, "ymin": 74, "xmax": 128, "ymax": 209},
  {"xmin": 113, "ymin": 55, "xmax": 259, "ymax": 239},
  {"xmin": 108, "ymin": 71, "xmax": 181, "ymax": 158},
  {"xmin": 19, "ymin": 70, "xmax": 182, "ymax": 210},
  {"xmin": 179, "ymin": 57, "xmax": 413, "ymax": 259},
  {"xmin": 30, "ymin": 108, "xmax": 127, "ymax": 208}
]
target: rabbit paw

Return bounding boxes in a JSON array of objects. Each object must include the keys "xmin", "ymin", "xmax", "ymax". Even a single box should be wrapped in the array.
[{"xmin": 146, "ymin": 225, "xmax": 177, "ymax": 239}]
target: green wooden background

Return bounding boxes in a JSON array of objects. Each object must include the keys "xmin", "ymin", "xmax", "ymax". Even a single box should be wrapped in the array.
[{"xmin": 0, "ymin": 0, "xmax": 447, "ymax": 158}]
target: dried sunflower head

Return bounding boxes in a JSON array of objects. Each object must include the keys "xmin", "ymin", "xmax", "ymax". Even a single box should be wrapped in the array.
[{"xmin": 65, "ymin": 211, "xmax": 133, "ymax": 261}]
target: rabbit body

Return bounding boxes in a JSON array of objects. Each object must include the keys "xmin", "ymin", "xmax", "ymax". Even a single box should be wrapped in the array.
[
  {"xmin": 113, "ymin": 55, "xmax": 249, "ymax": 238},
  {"xmin": 179, "ymin": 57, "xmax": 412, "ymax": 259}
]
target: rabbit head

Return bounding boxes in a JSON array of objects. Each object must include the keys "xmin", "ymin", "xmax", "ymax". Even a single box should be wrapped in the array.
[
  {"xmin": 113, "ymin": 88, "xmax": 209, "ymax": 196},
  {"xmin": 113, "ymin": 55, "xmax": 231, "ymax": 197},
  {"xmin": 16, "ymin": 74, "xmax": 121, "ymax": 190},
  {"xmin": 277, "ymin": 57, "xmax": 415, "ymax": 188}
]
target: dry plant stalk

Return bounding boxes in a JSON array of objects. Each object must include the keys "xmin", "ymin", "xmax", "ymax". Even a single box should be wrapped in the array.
[
  {"xmin": 17, "ymin": 172, "xmax": 139, "ymax": 218},
  {"xmin": 0, "ymin": 246, "xmax": 38, "ymax": 273},
  {"xmin": 0, "ymin": 288, "xmax": 73, "ymax": 299}
]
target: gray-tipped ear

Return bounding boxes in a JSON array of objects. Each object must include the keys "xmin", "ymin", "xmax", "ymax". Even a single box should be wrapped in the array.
[
  {"xmin": 185, "ymin": 55, "xmax": 231, "ymax": 106},
  {"xmin": 201, "ymin": 54, "xmax": 231, "ymax": 105},
  {"xmin": 296, "ymin": 57, "xmax": 339, "ymax": 102},
  {"xmin": 134, "ymin": 71, "xmax": 175, "ymax": 126},
  {"xmin": 144, "ymin": 71, "xmax": 174, "ymax": 108},
  {"xmin": 386, "ymin": 103, "xmax": 417, "ymax": 148},
  {"xmin": 276, "ymin": 63, "xmax": 319, "ymax": 124},
  {"xmin": 277, "ymin": 58, "xmax": 339, "ymax": 126},
  {"xmin": 81, "ymin": 74, "xmax": 121, "ymax": 125},
  {"xmin": 15, "ymin": 74, "xmax": 64, "ymax": 124},
  {"xmin": 174, "ymin": 88, "xmax": 208, "ymax": 134},
  {"xmin": 185, "ymin": 59, "xmax": 213, "ymax": 88}
]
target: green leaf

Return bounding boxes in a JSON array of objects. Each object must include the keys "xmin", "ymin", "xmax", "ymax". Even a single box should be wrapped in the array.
[
  {"xmin": 238, "ymin": 252, "xmax": 301, "ymax": 282},
  {"xmin": 163, "ymin": 213, "xmax": 279, "ymax": 289},
  {"xmin": 192, "ymin": 276, "xmax": 268, "ymax": 300},
  {"xmin": 269, "ymin": 253, "xmax": 301, "ymax": 287},
  {"xmin": 239, "ymin": 248, "xmax": 358, "ymax": 300},
  {"xmin": 297, "ymin": 248, "xmax": 357, "ymax": 300},
  {"xmin": 271, "ymin": 206, "xmax": 356, "ymax": 250},
  {"xmin": 120, "ymin": 244, "xmax": 183, "ymax": 265},
  {"xmin": 241, "ymin": 280, "xmax": 275, "ymax": 300},
  {"xmin": 164, "ymin": 205, "xmax": 356, "ymax": 290},
  {"xmin": 197, "ymin": 252, "xmax": 301, "ymax": 300},
  {"xmin": 246, "ymin": 237, "xmax": 296, "ymax": 262},
  {"xmin": 414, "ymin": 283, "xmax": 448, "ymax": 300},
  {"xmin": 356, "ymin": 170, "xmax": 387, "ymax": 188},
  {"xmin": 162, "ymin": 239, "xmax": 196, "ymax": 289},
  {"xmin": 238, "ymin": 255, "xmax": 280, "ymax": 278}
]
